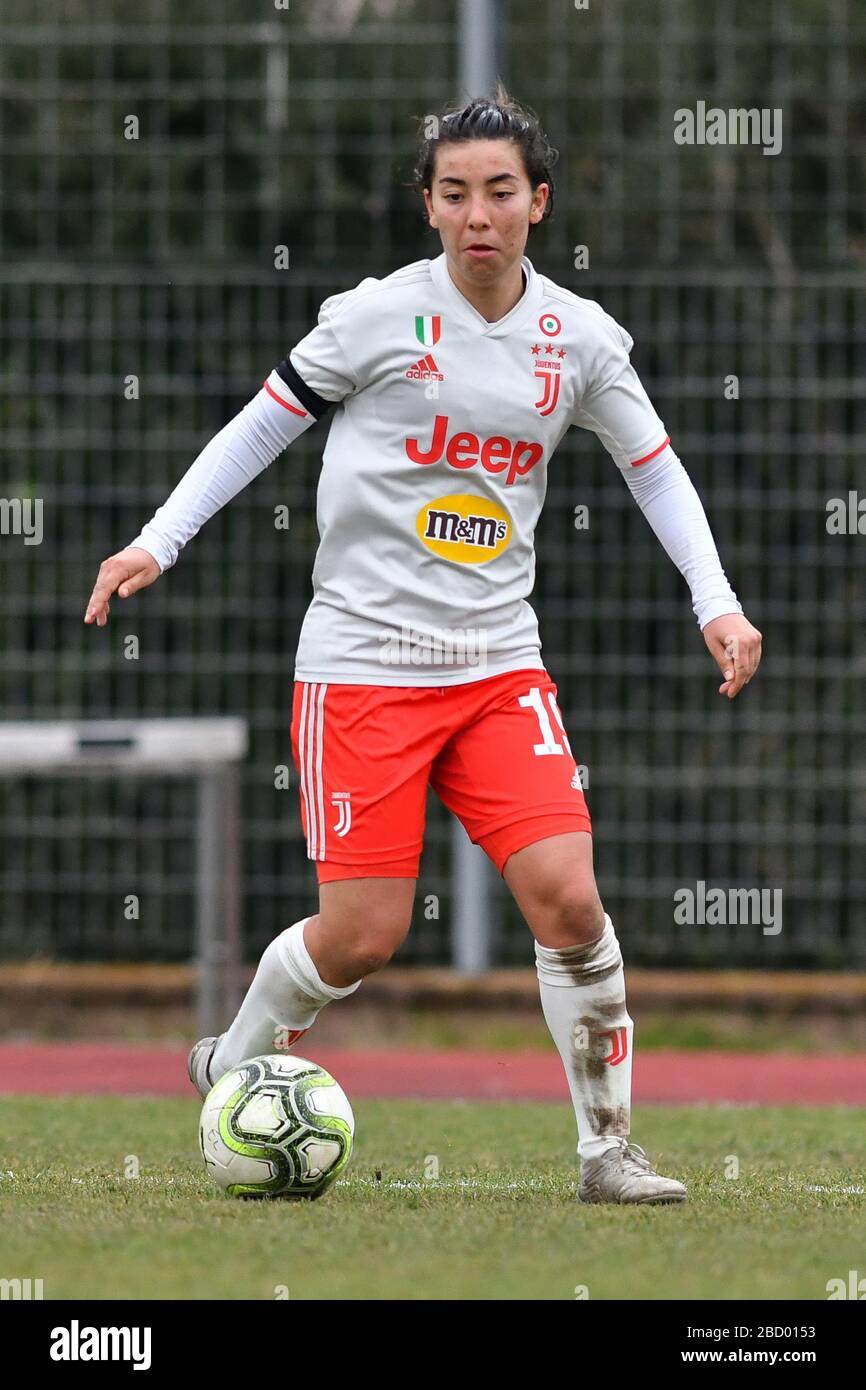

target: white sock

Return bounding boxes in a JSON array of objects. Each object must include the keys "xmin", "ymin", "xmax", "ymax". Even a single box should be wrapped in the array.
[
  {"xmin": 535, "ymin": 913, "xmax": 634, "ymax": 1160},
  {"xmin": 210, "ymin": 917, "xmax": 361, "ymax": 1076}
]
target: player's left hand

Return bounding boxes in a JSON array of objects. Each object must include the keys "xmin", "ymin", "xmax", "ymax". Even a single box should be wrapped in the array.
[{"xmin": 702, "ymin": 613, "xmax": 762, "ymax": 699}]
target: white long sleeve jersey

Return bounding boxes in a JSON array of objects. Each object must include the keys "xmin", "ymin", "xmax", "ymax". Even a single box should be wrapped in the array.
[{"xmin": 130, "ymin": 251, "xmax": 743, "ymax": 686}]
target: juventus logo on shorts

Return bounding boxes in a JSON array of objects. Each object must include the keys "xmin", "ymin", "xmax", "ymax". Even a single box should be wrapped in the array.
[{"xmin": 331, "ymin": 791, "xmax": 352, "ymax": 837}]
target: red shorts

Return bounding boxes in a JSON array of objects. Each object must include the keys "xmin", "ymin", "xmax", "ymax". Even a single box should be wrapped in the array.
[{"xmin": 289, "ymin": 667, "xmax": 591, "ymax": 882}]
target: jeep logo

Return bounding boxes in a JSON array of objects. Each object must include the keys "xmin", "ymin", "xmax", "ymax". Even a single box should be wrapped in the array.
[{"xmin": 405, "ymin": 415, "xmax": 543, "ymax": 486}]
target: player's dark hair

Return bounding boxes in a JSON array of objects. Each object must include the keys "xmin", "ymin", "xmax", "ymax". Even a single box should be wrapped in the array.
[{"xmin": 412, "ymin": 81, "xmax": 558, "ymax": 235}]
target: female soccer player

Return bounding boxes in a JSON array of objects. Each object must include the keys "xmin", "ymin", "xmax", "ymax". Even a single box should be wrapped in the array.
[{"xmin": 85, "ymin": 87, "xmax": 762, "ymax": 1203}]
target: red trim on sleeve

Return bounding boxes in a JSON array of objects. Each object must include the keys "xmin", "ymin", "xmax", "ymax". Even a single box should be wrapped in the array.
[
  {"xmin": 263, "ymin": 378, "xmax": 308, "ymax": 417},
  {"xmin": 630, "ymin": 435, "xmax": 670, "ymax": 467}
]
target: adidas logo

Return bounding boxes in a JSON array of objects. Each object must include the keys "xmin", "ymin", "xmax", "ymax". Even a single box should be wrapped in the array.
[{"xmin": 406, "ymin": 353, "xmax": 445, "ymax": 382}]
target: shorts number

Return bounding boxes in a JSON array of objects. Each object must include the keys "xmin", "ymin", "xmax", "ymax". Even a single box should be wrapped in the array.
[{"xmin": 518, "ymin": 687, "xmax": 574, "ymax": 757}]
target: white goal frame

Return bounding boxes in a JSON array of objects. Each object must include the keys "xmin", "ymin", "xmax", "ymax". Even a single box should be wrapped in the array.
[{"xmin": 0, "ymin": 718, "xmax": 248, "ymax": 1036}]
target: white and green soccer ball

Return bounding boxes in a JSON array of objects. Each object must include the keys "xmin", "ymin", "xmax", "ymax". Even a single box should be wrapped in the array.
[{"xmin": 199, "ymin": 1054, "xmax": 354, "ymax": 1199}]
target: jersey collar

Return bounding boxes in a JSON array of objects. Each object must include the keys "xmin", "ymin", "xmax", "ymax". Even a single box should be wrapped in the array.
[{"xmin": 429, "ymin": 251, "xmax": 543, "ymax": 339}]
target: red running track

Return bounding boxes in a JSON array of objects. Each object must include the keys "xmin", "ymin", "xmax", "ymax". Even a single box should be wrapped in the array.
[{"xmin": 1, "ymin": 1043, "xmax": 865, "ymax": 1104}]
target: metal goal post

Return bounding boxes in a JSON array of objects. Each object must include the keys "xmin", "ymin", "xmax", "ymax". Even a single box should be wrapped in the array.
[{"xmin": 0, "ymin": 717, "xmax": 248, "ymax": 1037}]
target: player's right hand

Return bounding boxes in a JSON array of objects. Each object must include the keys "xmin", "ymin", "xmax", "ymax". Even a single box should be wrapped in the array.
[{"xmin": 83, "ymin": 546, "xmax": 161, "ymax": 626}]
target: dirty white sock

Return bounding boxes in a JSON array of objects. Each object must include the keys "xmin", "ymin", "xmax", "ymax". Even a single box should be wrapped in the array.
[
  {"xmin": 211, "ymin": 917, "xmax": 361, "ymax": 1075},
  {"xmin": 535, "ymin": 913, "xmax": 634, "ymax": 1159}
]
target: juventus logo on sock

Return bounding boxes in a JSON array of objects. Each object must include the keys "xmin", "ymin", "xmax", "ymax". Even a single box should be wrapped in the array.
[
  {"xmin": 600, "ymin": 1026, "xmax": 629, "ymax": 1066},
  {"xmin": 274, "ymin": 1025, "xmax": 310, "ymax": 1052}
]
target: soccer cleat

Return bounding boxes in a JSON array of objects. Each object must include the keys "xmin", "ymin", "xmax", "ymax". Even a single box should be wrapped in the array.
[
  {"xmin": 578, "ymin": 1138, "xmax": 687, "ymax": 1205},
  {"xmin": 188, "ymin": 1035, "xmax": 221, "ymax": 1099}
]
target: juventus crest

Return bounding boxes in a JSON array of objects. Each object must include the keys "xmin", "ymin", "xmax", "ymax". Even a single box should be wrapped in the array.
[
  {"xmin": 532, "ymin": 315, "xmax": 566, "ymax": 417},
  {"xmin": 331, "ymin": 791, "xmax": 352, "ymax": 837},
  {"xmin": 534, "ymin": 365, "xmax": 562, "ymax": 417}
]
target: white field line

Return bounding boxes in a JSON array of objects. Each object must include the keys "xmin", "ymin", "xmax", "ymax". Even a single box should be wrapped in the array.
[{"xmin": 336, "ymin": 1176, "xmax": 576, "ymax": 1193}]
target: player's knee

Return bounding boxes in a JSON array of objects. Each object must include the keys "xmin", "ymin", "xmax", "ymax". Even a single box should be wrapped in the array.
[
  {"xmin": 333, "ymin": 911, "xmax": 411, "ymax": 977},
  {"xmin": 547, "ymin": 884, "xmax": 605, "ymax": 945},
  {"xmin": 345, "ymin": 933, "xmax": 403, "ymax": 977}
]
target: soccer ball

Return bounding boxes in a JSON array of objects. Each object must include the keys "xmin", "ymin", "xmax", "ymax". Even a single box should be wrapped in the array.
[{"xmin": 199, "ymin": 1054, "xmax": 354, "ymax": 1199}]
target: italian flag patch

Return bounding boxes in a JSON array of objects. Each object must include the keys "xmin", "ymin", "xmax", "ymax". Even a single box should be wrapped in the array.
[{"xmin": 415, "ymin": 314, "xmax": 441, "ymax": 347}]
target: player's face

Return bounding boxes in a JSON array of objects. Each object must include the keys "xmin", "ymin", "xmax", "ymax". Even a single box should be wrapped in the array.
[{"xmin": 424, "ymin": 139, "xmax": 548, "ymax": 285}]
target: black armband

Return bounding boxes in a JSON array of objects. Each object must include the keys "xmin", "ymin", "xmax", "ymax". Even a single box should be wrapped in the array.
[{"xmin": 275, "ymin": 356, "xmax": 336, "ymax": 421}]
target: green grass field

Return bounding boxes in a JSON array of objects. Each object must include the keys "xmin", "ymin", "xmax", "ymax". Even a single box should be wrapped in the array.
[{"xmin": 2, "ymin": 1097, "xmax": 863, "ymax": 1300}]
